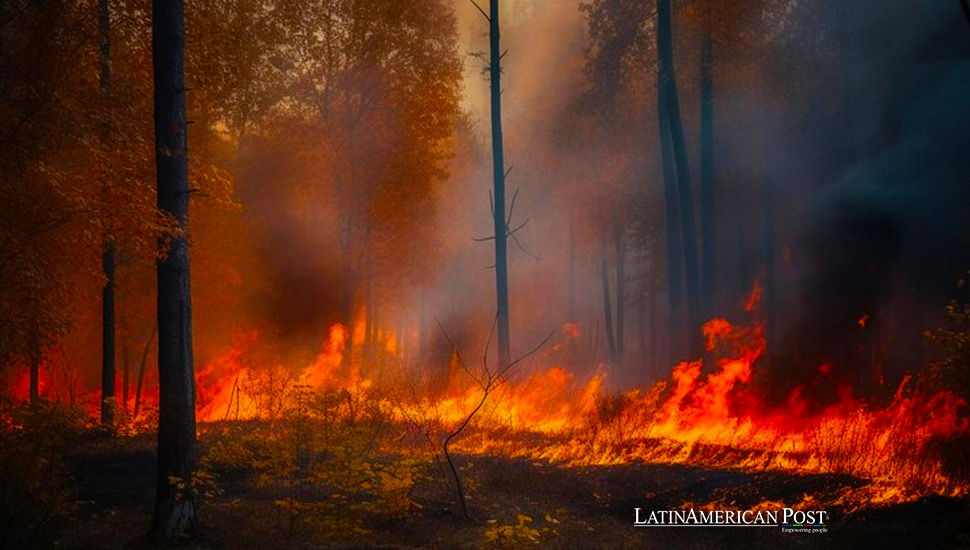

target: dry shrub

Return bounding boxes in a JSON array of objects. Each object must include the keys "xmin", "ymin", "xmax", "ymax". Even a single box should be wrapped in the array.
[{"xmin": 0, "ymin": 398, "xmax": 85, "ymax": 550}]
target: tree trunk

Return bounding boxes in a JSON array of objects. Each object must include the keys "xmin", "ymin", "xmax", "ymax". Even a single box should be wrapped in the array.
[
  {"xmin": 699, "ymin": 14, "xmax": 716, "ymax": 318},
  {"xmin": 151, "ymin": 0, "xmax": 197, "ymax": 538},
  {"xmin": 134, "ymin": 322, "xmax": 157, "ymax": 419},
  {"xmin": 656, "ymin": 35, "xmax": 683, "ymax": 358},
  {"xmin": 122, "ymin": 334, "xmax": 130, "ymax": 416},
  {"xmin": 658, "ymin": 0, "xmax": 701, "ymax": 354},
  {"xmin": 614, "ymin": 227, "xmax": 626, "ymax": 365},
  {"xmin": 101, "ymin": 246, "xmax": 116, "ymax": 425},
  {"xmin": 99, "ymin": 0, "xmax": 115, "ymax": 428},
  {"xmin": 600, "ymin": 252, "xmax": 616, "ymax": 364},
  {"xmin": 489, "ymin": 0, "xmax": 511, "ymax": 368}
]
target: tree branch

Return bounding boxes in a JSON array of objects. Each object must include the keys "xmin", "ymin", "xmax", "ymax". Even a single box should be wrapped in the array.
[{"xmin": 467, "ymin": 0, "xmax": 490, "ymax": 22}]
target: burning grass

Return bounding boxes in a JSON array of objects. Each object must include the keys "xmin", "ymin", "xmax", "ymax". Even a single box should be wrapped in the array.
[{"xmin": 183, "ymin": 315, "xmax": 970, "ymax": 513}]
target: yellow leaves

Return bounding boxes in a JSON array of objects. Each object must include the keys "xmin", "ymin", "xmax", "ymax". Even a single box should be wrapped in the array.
[{"xmin": 482, "ymin": 514, "xmax": 542, "ymax": 549}]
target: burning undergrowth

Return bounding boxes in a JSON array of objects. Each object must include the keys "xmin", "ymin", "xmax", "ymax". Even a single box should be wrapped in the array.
[{"xmin": 191, "ymin": 309, "xmax": 970, "ymax": 512}]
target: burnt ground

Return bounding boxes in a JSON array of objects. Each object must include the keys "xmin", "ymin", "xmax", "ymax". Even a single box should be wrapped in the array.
[{"xmin": 35, "ymin": 435, "xmax": 970, "ymax": 550}]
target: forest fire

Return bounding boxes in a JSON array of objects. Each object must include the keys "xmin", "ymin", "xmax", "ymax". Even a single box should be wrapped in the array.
[
  {"xmin": 187, "ymin": 312, "xmax": 969, "ymax": 511},
  {"xmin": 3, "ymin": 0, "xmax": 970, "ymax": 547}
]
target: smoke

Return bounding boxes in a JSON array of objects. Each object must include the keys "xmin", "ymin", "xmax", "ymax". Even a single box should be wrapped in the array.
[{"xmin": 779, "ymin": 2, "xmax": 970, "ymax": 389}]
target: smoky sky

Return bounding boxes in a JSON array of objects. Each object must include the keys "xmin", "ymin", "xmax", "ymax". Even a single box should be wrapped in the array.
[
  {"xmin": 222, "ymin": 0, "xmax": 970, "ymax": 393},
  {"xmin": 779, "ymin": 2, "xmax": 970, "ymax": 390}
]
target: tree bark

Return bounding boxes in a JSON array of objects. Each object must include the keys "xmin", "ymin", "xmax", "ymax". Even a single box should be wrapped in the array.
[
  {"xmin": 489, "ymin": 0, "xmax": 511, "ymax": 368},
  {"xmin": 99, "ymin": 0, "xmax": 115, "ymax": 428},
  {"xmin": 151, "ymin": 0, "xmax": 197, "ymax": 539},
  {"xmin": 658, "ymin": 0, "xmax": 701, "ymax": 354}
]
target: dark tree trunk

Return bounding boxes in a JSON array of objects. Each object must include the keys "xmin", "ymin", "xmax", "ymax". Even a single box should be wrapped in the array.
[
  {"xmin": 600, "ymin": 252, "xmax": 616, "ymax": 364},
  {"xmin": 122, "ymin": 334, "xmax": 130, "ymax": 416},
  {"xmin": 489, "ymin": 0, "xmax": 511, "ymax": 368},
  {"xmin": 151, "ymin": 0, "xmax": 197, "ymax": 539},
  {"xmin": 658, "ymin": 0, "xmax": 701, "ymax": 354},
  {"xmin": 699, "ymin": 18, "xmax": 716, "ymax": 318},
  {"xmin": 99, "ymin": 0, "xmax": 115, "ymax": 428},
  {"xmin": 658, "ymin": 77, "xmax": 683, "ymax": 338},
  {"xmin": 101, "ymin": 246, "xmax": 116, "ymax": 425},
  {"xmin": 134, "ymin": 322, "xmax": 157, "ymax": 419}
]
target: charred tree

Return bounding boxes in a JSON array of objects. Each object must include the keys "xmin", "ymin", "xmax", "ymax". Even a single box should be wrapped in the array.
[
  {"xmin": 151, "ymin": 0, "xmax": 198, "ymax": 539},
  {"xmin": 489, "ymin": 0, "xmax": 512, "ymax": 368},
  {"xmin": 699, "ymin": 4, "xmax": 716, "ymax": 318},
  {"xmin": 99, "ymin": 0, "xmax": 115, "ymax": 428},
  {"xmin": 657, "ymin": 0, "xmax": 701, "ymax": 354},
  {"xmin": 658, "ymin": 85, "xmax": 683, "ymax": 353}
]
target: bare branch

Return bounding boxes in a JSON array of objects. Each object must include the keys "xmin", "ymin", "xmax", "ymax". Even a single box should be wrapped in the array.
[
  {"xmin": 494, "ymin": 329, "xmax": 556, "ymax": 386},
  {"xmin": 506, "ymin": 187, "xmax": 520, "ymax": 226},
  {"xmin": 507, "ymin": 217, "xmax": 530, "ymax": 236},
  {"xmin": 466, "ymin": 0, "xmax": 490, "ymax": 22},
  {"xmin": 434, "ymin": 316, "xmax": 482, "ymax": 388},
  {"xmin": 510, "ymin": 231, "xmax": 540, "ymax": 261}
]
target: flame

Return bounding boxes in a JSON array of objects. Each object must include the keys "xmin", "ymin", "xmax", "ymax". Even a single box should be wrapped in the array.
[
  {"xmin": 21, "ymin": 307, "xmax": 961, "ymax": 511},
  {"xmin": 743, "ymin": 280, "xmax": 762, "ymax": 312}
]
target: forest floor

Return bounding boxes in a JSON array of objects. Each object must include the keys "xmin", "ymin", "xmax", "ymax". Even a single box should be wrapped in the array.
[{"xmin": 39, "ymin": 431, "xmax": 970, "ymax": 550}]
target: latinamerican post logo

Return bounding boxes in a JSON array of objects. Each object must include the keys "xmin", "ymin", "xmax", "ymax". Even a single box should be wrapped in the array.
[{"xmin": 634, "ymin": 508, "xmax": 829, "ymax": 533}]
